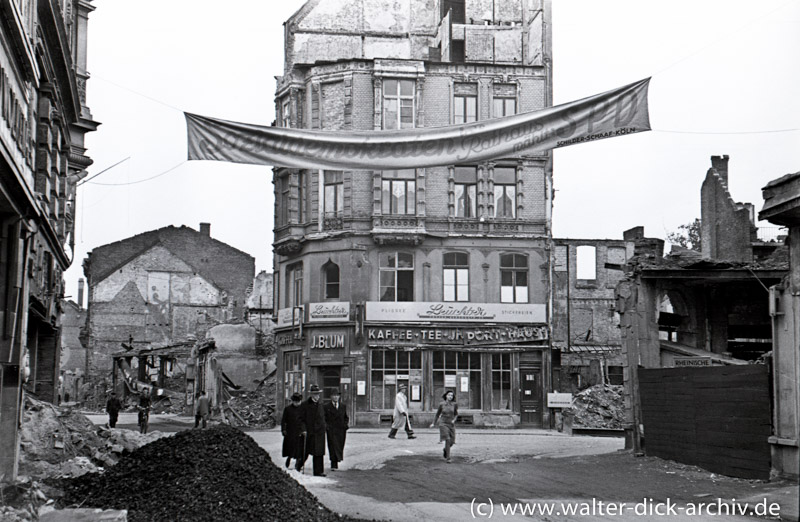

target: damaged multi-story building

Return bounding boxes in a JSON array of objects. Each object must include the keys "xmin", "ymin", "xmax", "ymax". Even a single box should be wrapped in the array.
[
  {"xmin": 0, "ymin": 0, "xmax": 98, "ymax": 479},
  {"xmin": 617, "ymin": 156, "xmax": 790, "ymax": 479},
  {"xmin": 82, "ymin": 223, "xmax": 255, "ymax": 387},
  {"xmin": 272, "ymin": 0, "xmax": 556, "ymax": 427}
]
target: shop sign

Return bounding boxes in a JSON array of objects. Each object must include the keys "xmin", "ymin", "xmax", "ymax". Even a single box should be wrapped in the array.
[
  {"xmin": 308, "ymin": 302, "xmax": 350, "ymax": 322},
  {"xmin": 547, "ymin": 393, "xmax": 573, "ymax": 408},
  {"xmin": 310, "ymin": 332, "xmax": 347, "ymax": 349},
  {"xmin": 674, "ymin": 357, "xmax": 711, "ymax": 367},
  {"xmin": 366, "ymin": 301, "xmax": 545, "ymax": 324},
  {"xmin": 275, "ymin": 332, "xmax": 302, "ymax": 347},
  {"xmin": 276, "ymin": 307, "xmax": 303, "ymax": 328},
  {"xmin": 367, "ymin": 325, "xmax": 548, "ymax": 346}
]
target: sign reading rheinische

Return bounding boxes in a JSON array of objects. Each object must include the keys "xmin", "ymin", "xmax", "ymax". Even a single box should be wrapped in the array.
[{"xmin": 674, "ymin": 357, "xmax": 712, "ymax": 367}]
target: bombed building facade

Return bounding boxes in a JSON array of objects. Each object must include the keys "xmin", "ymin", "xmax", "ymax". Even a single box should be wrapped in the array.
[
  {"xmin": 0, "ymin": 0, "xmax": 98, "ymax": 479},
  {"xmin": 272, "ymin": 0, "xmax": 556, "ymax": 427},
  {"xmin": 82, "ymin": 223, "xmax": 256, "ymax": 386}
]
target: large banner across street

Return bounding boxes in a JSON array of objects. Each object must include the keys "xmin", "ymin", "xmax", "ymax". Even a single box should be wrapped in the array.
[{"xmin": 186, "ymin": 78, "xmax": 650, "ymax": 170}]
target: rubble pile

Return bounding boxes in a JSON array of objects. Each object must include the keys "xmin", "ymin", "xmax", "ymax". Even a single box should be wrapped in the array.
[
  {"xmin": 19, "ymin": 396, "xmax": 165, "ymax": 478},
  {"xmin": 563, "ymin": 384, "xmax": 625, "ymax": 429},
  {"xmin": 0, "ymin": 477, "xmax": 51, "ymax": 522},
  {"xmin": 59, "ymin": 425, "xmax": 360, "ymax": 522},
  {"xmin": 226, "ymin": 375, "xmax": 277, "ymax": 429}
]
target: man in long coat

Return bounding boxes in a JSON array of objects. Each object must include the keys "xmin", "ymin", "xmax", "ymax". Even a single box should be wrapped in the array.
[
  {"xmin": 299, "ymin": 384, "xmax": 327, "ymax": 476},
  {"xmin": 324, "ymin": 388, "xmax": 348, "ymax": 471},
  {"xmin": 105, "ymin": 391, "xmax": 122, "ymax": 428},
  {"xmin": 281, "ymin": 393, "xmax": 305, "ymax": 469},
  {"xmin": 388, "ymin": 383, "xmax": 416, "ymax": 439}
]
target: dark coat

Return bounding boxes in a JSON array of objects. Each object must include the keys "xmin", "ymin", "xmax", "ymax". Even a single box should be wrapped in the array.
[
  {"xmin": 324, "ymin": 400, "xmax": 348, "ymax": 463},
  {"xmin": 106, "ymin": 397, "xmax": 122, "ymax": 414},
  {"xmin": 301, "ymin": 397, "xmax": 326, "ymax": 457},
  {"xmin": 281, "ymin": 403, "xmax": 305, "ymax": 459}
]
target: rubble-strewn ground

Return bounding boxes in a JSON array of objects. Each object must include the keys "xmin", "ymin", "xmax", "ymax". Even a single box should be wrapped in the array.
[
  {"xmin": 225, "ymin": 374, "xmax": 277, "ymax": 429},
  {"xmin": 562, "ymin": 383, "xmax": 625, "ymax": 429},
  {"xmin": 19, "ymin": 396, "xmax": 167, "ymax": 479},
  {"xmin": 57, "ymin": 425, "xmax": 362, "ymax": 522}
]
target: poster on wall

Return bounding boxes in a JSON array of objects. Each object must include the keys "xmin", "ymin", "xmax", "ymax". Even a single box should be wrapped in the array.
[
  {"xmin": 460, "ymin": 376, "xmax": 469, "ymax": 392},
  {"xmin": 357, "ymin": 381, "xmax": 365, "ymax": 395},
  {"xmin": 445, "ymin": 375, "xmax": 457, "ymax": 387},
  {"xmin": 411, "ymin": 385, "xmax": 421, "ymax": 402}
]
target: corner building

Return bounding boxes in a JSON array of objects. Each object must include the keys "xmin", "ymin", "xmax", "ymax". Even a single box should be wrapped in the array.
[{"xmin": 273, "ymin": 0, "xmax": 553, "ymax": 427}]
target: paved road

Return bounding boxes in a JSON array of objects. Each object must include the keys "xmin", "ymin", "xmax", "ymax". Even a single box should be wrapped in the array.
[{"xmin": 249, "ymin": 428, "xmax": 794, "ymax": 521}]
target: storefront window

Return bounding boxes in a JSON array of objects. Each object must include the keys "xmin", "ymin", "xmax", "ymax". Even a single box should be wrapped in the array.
[
  {"xmin": 432, "ymin": 351, "xmax": 481, "ymax": 409},
  {"xmin": 370, "ymin": 349, "xmax": 423, "ymax": 410},
  {"xmin": 492, "ymin": 353, "xmax": 512, "ymax": 410},
  {"xmin": 284, "ymin": 351, "xmax": 303, "ymax": 400}
]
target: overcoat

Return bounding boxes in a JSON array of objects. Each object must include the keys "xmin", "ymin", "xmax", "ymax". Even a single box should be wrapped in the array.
[
  {"xmin": 281, "ymin": 403, "xmax": 305, "ymax": 459},
  {"xmin": 391, "ymin": 391, "xmax": 410, "ymax": 429},
  {"xmin": 301, "ymin": 397, "xmax": 327, "ymax": 457},
  {"xmin": 324, "ymin": 400, "xmax": 348, "ymax": 462}
]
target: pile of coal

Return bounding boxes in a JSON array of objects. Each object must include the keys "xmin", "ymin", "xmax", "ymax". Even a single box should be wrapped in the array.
[{"xmin": 58, "ymin": 425, "xmax": 358, "ymax": 521}]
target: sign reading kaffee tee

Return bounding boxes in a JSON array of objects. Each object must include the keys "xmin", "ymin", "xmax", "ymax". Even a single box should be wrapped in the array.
[{"xmin": 365, "ymin": 302, "xmax": 546, "ymax": 324}]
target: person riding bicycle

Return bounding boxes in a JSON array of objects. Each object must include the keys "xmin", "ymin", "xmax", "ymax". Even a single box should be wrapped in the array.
[{"xmin": 137, "ymin": 387, "xmax": 153, "ymax": 434}]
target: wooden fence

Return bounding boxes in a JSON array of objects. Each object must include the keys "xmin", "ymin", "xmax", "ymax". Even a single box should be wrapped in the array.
[{"xmin": 639, "ymin": 364, "xmax": 771, "ymax": 479}]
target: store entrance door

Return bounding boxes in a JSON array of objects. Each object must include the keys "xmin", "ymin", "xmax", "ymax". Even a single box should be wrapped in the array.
[
  {"xmin": 520, "ymin": 367, "xmax": 542, "ymax": 426},
  {"xmin": 312, "ymin": 366, "xmax": 341, "ymax": 402}
]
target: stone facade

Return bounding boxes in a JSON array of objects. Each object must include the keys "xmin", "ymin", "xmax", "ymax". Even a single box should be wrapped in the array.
[
  {"xmin": 83, "ymin": 224, "xmax": 255, "ymax": 383},
  {"xmin": 273, "ymin": 0, "xmax": 554, "ymax": 428}
]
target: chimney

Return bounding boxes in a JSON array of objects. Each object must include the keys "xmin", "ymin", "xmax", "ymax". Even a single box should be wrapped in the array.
[
  {"xmin": 711, "ymin": 155, "xmax": 729, "ymax": 184},
  {"xmin": 199, "ymin": 223, "xmax": 211, "ymax": 237},
  {"xmin": 77, "ymin": 278, "xmax": 85, "ymax": 309}
]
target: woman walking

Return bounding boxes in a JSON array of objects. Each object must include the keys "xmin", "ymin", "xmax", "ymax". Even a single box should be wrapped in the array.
[{"xmin": 430, "ymin": 390, "xmax": 458, "ymax": 463}]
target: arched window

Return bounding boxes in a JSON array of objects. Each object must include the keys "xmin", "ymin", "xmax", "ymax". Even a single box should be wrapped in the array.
[{"xmin": 323, "ymin": 261, "xmax": 340, "ymax": 300}]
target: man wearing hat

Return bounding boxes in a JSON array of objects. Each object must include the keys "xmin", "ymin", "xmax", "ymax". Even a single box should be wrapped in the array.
[
  {"xmin": 388, "ymin": 383, "xmax": 416, "ymax": 439},
  {"xmin": 324, "ymin": 388, "xmax": 348, "ymax": 471},
  {"xmin": 281, "ymin": 392, "xmax": 305, "ymax": 469},
  {"xmin": 298, "ymin": 384, "xmax": 327, "ymax": 476}
]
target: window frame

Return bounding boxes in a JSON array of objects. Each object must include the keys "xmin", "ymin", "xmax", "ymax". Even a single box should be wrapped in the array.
[
  {"xmin": 323, "ymin": 170, "xmax": 344, "ymax": 218},
  {"xmin": 491, "ymin": 353, "xmax": 513, "ymax": 410},
  {"xmin": 443, "ymin": 252, "xmax": 469, "ymax": 302},
  {"xmin": 286, "ymin": 262, "xmax": 303, "ymax": 308},
  {"xmin": 382, "ymin": 79, "xmax": 415, "ymax": 130},
  {"xmin": 381, "ymin": 169, "xmax": 417, "ymax": 216},
  {"xmin": 500, "ymin": 253, "xmax": 529, "ymax": 303},
  {"xmin": 370, "ymin": 349, "xmax": 423, "ymax": 410},
  {"xmin": 432, "ymin": 350, "xmax": 482, "ymax": 410},
  {"xmin": 379, "ymin": 251, "xmax": 415, "ymax": 302},
  {"xmin": 323, "ymin": 261, "xmax": 340, "ymax": 300}
]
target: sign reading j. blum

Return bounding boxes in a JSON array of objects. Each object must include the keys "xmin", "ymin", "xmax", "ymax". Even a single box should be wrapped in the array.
[
  {"xmin": 186, "ymin": 78, "xmax": 650, "ymax": 171},
  {"xmin": 365, "ymin": 302, "xmax": 546, "ymax": 324}
]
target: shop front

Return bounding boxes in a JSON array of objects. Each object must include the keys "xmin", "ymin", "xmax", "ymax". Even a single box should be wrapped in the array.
[{"xmin": 359, "ymin": 302, "xmax": 551, "ymax": 428}]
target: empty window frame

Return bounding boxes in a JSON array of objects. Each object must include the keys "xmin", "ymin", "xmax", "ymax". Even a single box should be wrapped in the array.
[
  {"xmin": 492, "ymin": 84, "xmax": 517, "ymax": 118},
  {"xmin": 443, "ymin": 252, "xmax": 469, "ymax": 302},
  {"xmin": 577, "ymin": 245, "xmax": 597, "ymax": 281},
  {"xmin": 379, "ymin": 252, "xmax": 414, "ymax": 302}
]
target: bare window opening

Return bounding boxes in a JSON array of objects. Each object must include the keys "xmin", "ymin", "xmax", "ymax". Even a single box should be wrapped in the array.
[
  {"xmin": 323, "ymin": 261, "xmax": 340, "ymax": 300},
  {"xmin": 576, "ymin": 246, "xmax": 596, "ymax": 281}
]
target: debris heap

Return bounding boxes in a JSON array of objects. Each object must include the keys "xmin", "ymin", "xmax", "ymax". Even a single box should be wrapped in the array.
[
  {"xmin": 19, "ymin": 396, "xmax": 165, "ymax": 479},
  {"xmin": 59, "ymin": 425, "xmax": 360, "ymax": 522},
  {"xmin": 225, "ymin": 374, "xmax": 277, "ymax": 429},
  {"xmin": 562, "ymin": 384, "xmax": 625, "ymax": 429}
]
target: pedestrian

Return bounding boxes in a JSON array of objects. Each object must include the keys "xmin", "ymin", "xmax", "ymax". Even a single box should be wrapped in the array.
[
  {"xmin": 430, "ymin": 390, "xmax": 459, "ymax": 463},
  {"xmin": 195, "ymin": 390, "xmax": 210, "ymax": 428},
  {"xmin": 137, "ymin": 387, "xmax": 152, "ymax": 434},
  {"xmin": 105, "ymin": 391, "xmax": 122, "ymax": 428},
  {"xmin": 324, "ymin": 388, "xmax": 348, "ymax": 471},
  {"xmin": 298, "ymin": 384, "xmax": 327, "ymax": 476},
  {"xmin": 388, "ymin": 383, "xmax": 416, "ymax": 439},
  {"xmin": 281, "ymin": 393, "xmax": 305, "ymax": 469}
]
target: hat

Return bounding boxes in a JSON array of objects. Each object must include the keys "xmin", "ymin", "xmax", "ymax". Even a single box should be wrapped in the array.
[
  {"xmin": 290, "ymin": 393, "xmax": 303, "ymax": 402},
  {"xmin": 329, "ymin": 388, "xmax": 341, "ymax": 396},
  {"xmin": 398, "ymin": 383, "xmax": 408, "ymax": 390},
  {"xmin": 309, "ymin": 384, "xmax": 322, "ymax": 394}
]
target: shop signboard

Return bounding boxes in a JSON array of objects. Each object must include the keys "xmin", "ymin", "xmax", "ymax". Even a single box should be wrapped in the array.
[
  {"xmin": 366, "ymin": 325, "xmax": 548, "ymax": 346},
  {"xmin": 276, "ymin": 307, "xmax": 303, "ymax": 328},
  {"xmin": 366, "ymin": 301, "xmax": 546, "ymax": 324},
  {"xmin": 547, "ymin": 392, "xmax": 573, "ymax": 408},
  {"xmin": 674, "ymin": 357, "xmax": 712, "ymax": 367},
  {"xmin": 308, "ymin": 302, "xmax": 350, "ymax": 322}
]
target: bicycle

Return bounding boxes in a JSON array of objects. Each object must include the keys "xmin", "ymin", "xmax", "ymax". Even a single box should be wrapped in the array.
[{"xmin": 137, "ymin": 406, "xmax": 150, "ymax": 434}]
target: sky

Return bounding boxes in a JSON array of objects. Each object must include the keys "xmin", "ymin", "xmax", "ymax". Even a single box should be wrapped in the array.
[{"xmin": 65, "ymin": 0, "xmax": 800, "ymax": 303}]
